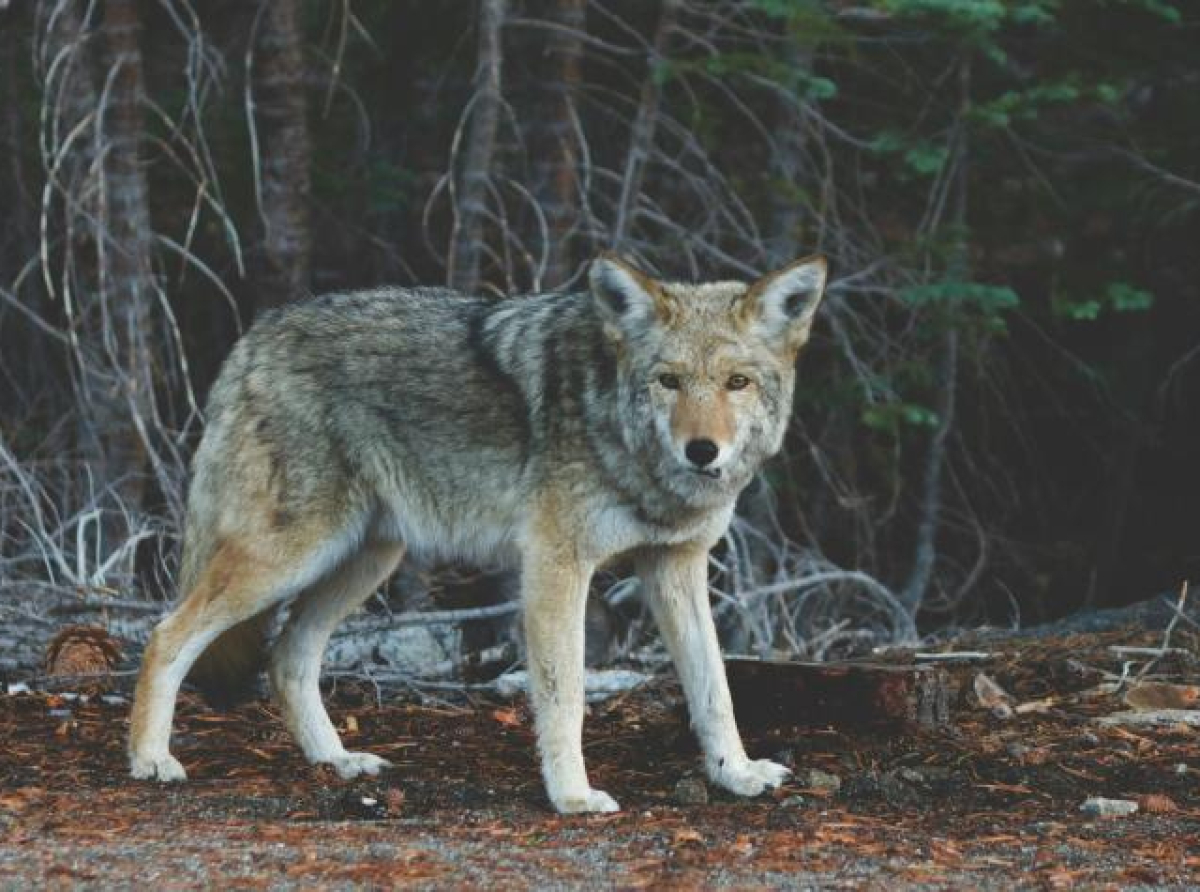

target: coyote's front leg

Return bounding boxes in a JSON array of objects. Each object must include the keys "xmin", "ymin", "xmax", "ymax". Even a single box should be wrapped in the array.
[
  {"xmin": 637, "ymin": 544, "xmax": 790, "ymax": 797},
  {"xmin": 522, "ymin": 538, "xmax": 618, "ymax": 815}
]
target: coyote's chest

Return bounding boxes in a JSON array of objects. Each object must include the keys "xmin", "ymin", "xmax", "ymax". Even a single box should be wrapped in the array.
[{"xmin": 570, "ymin": 498, "xmax": 735, "ymax": 565}]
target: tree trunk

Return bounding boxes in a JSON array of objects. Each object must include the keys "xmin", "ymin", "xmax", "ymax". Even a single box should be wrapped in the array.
[
  {"xmin": 900, "ymin": 326, "xmax": 958, "ymax": 613},
  {"xmin": 1, "ymin": 9, "xmax": 34, "ymax": 264},
  {"xmin": 900, "ymin": 59, "xmax": 970, "ymax": 615},
  {"xmin": 93, "ymin": 0, "xmax": 157, "ymax": 553},
  {"xmin": 250, "ymin": 0, "xmax": 312, "ymax": 310},
  {"xmin": 527, "ymin": 0, "xmax": 584, "ymax": 289},
  {"xmin": 30, "ymin": 0, "xmax": 161, "ymax": 569},
  {"xmin": 90, "ymin": 0, "xmax": 157, "ymax": 559},
  {"xmin": 447, "ymin": 0, "xmax": 506, "ymax": 295},
  {"xmin": 611, "ymin": 0, "xmax": 679, "ymax": 251}
]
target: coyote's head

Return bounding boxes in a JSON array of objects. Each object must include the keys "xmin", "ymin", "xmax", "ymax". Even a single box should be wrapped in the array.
[{"xmin": 590, "ymin": 253, "xmax": 827, "ymax": 509}]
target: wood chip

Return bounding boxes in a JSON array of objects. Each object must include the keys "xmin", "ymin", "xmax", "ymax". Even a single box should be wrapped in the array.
[
  {"xmin": 1124, "ymin": 682, "xmax": 1200, "ymax": 712},
  {"xmin": 1137, "ymin": 793, "xmax": 1177, "ymax": 813},
  {"xmin": 973, "ymin": 672, "xmax": 1014, "ymax": 719}
]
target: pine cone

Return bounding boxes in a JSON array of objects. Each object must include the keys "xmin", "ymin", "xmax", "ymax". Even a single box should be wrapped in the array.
[{"xmin": 44, "ymin": 625, "xmax": 124, "ymax": 683}]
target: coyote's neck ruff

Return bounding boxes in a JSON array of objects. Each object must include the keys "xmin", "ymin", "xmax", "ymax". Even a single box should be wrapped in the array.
[{"xmin": 129, "ymin": 254, "xmax": 827, "ymax": 815}]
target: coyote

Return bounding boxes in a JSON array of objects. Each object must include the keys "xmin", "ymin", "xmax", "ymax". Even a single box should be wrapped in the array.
[{"xmin": 128, "ymin": 253, "xmax": 827, "ymax": 813}]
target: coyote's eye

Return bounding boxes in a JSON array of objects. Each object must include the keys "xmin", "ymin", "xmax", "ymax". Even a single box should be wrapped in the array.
[
  {"xmin": 658, "ymin": 373, "xmax": 682, "ymax": 390},
  {"xmin": 726, "ymin": 374, "xmax": 751, "ymax": 391}
]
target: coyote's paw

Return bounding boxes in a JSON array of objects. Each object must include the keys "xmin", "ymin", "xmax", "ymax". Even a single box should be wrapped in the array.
[
  {"xmin": 551, "ymin": 787, "xmax": 621, "ymax": 815},
  {"xmin": 708, "ymin": 756, "xmax": 790, "ymax": 797},
  {"xmin": 129, "ymin": 752, "xmax": 187, "ymax": 782},
  {"xmin": 324, "ymin": 751, "xmax": 392, "ymax": 780}
]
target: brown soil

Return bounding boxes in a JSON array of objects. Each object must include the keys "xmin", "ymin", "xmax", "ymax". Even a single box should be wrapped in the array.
[{"xmin": 2, "ymin": 630, "xmax": 1198, "ymax": 889}]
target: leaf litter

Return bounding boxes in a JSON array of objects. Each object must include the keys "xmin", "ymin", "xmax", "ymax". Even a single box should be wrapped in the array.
[{"xmin": 1, "ymin": 627, "xmax": 1198, "ymax": 888}]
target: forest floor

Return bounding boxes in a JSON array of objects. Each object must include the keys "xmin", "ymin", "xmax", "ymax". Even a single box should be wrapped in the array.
[{"xmin": 2, "ymin": 628, "xmax": 1199, "ymax": 890}]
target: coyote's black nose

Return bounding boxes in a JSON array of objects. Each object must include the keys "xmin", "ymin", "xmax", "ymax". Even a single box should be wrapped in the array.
[{"xmin": 685, "ymin": 439, "xmax": 720, "ymax": 468}]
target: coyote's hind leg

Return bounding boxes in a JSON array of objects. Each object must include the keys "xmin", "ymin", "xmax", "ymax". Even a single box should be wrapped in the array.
[
  {"xmin": 129, "ymin": 532, "xmax": 359, "ymax": 782},
  {"xmin": 268, "ymin": 542, "xmax": 404, "ymax": 779},
  {"xmin": 129, "ymin": 593, "xmax": 227, "ymax": 782}
]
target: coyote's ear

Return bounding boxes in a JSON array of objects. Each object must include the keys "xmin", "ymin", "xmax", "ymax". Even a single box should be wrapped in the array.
[
  {"xmin": 589, "ymin": 254, "xmax": 666, "ymax": 332},
  {"xmin": 743, "ymin": 255, "xmax": 827, "ymax": 351}
]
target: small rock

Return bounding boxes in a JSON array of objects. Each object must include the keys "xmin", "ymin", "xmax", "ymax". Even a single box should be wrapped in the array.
[
  {"xmin": 842, "ymin": 770, "xmax": 920, "ymax": 806},
  {"xmin": 804, "ymin": 769, "xmax": 842, "ymax": 793},
  {"xmin": 1079, "ymin": 731, "xmax": 1101, "ymax": 747},
  {"xmin": 904, "ymin": 764, "xmax": 952, "ymax": 783},
  {"xmin": 338, "ymin": 790, "xmax": 390, "ymax": 820},
  {"xmin": 897, "ymin": 765, "xmax": 952, "ymax": 785},
  {"xmin": 878, "ymin": 770, "xmax": 921, "ymax": 806},
  {"xmin": 779, "ymin": 795, "xmax": 807, "ymax": 809},
  {"xmin": 841, "ymin": 773, "xmax": 879, "ymax": 801},
  {"xmin": 673, "ymin": 776, "xmax": 709, "ymax": 806},
  {"xmin": 1174, "ymin": 763, "xmax": 1189, "ymax": 776},
  {"xmin": 1005, "ymin": 742, "xmax": 1031, "ymax": 760},
  {"xmin": 1080, "ymin": 796, "xmax": 1138, "ymax": 818}
]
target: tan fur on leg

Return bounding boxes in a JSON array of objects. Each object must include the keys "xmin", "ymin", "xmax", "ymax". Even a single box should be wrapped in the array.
[{"xmin": 128, "ymin": 525, "xmax": 361, "ymax": 781}]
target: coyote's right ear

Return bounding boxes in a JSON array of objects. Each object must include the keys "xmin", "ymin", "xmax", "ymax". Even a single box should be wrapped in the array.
[{"xmin": 589, "ymin": 254, "xmax": 668, "ymax": 333}]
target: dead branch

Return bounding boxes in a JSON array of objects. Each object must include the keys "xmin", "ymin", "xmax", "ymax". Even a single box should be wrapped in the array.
[{"xmin": 610, "ymin": 0, "xmax": 678, "ymax": 250}]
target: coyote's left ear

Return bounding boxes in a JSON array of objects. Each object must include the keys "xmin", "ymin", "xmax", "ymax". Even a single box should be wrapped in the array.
[{"xmin": 742, "ymin": 256, "xmax": 827, "ymax": 351}]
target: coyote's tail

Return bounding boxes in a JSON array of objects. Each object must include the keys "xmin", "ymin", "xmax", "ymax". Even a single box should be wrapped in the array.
[{"xmin": 187, "ymin": 612, "xmax": 272, "ymax": 709}]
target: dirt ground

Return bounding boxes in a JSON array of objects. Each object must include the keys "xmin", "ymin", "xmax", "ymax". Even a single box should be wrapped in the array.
[{"xmin": 2, "ymin": 630, "xmax": 1199, "ymax": 890}]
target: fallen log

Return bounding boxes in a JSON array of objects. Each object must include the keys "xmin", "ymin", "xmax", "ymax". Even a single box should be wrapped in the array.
[
  {"xmin": 992, "ymin": 591, "xmax": 1198, "ymax": 638},
  {"xmin": 725, "ymin": 658, "xmax": 954, "ymax": 731}
]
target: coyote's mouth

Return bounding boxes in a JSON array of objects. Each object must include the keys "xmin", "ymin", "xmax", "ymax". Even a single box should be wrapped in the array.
[{"xmin": 690, "ymin": 467, "xmax": 722, "ymax": 480}]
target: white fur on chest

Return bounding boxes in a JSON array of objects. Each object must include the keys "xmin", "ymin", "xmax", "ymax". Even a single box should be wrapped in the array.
[{"xmin": 573, "ymin": 500, "xmax": 734, "ymax": 565}]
